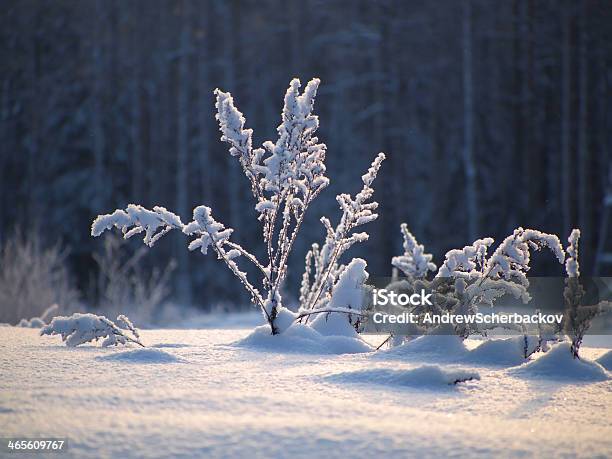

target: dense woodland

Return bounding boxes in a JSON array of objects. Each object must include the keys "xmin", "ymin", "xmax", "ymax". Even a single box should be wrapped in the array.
[{"xmin": 1, "ymin": 0, "xmax": 611, "ymax": 310}]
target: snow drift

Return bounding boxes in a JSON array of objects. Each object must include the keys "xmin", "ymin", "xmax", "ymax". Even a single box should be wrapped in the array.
[
  {"xmin": 234, "ymin": 322, "xmax": 372, "ymax": 355},
  {"xmin": 511, "ymin": 342, "xmax": 609, "ymax": 381},
  {"xmin": 96, "ymin": 348, "xmax": 183, "ymax": 364},
  {"xmin": 596, "ymin": 350, "xmax": 612, "ymax": 371},
  {"xmin": 326, "ymin": 365, "xmax": 480, "ymax": 387}
]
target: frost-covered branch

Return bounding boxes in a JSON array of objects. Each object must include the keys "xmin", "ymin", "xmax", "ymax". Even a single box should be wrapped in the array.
[
  {"xmin": 302, "ymin": 153, "xmax": 385, "ymax": 313},
  {"xmin": 294, "ymin": 308, "xmax": 367, "ymax": 321},
  {"xmin": 483, "ymin": 227, "xmax": 565, "ymax": 286},
  {"xmin": 40, "ymin": 313, "xmax": 143, "ymax": 347},
  {"xmin": 91, "ymin": 205, "xmax": 183, "ymax": 247}
]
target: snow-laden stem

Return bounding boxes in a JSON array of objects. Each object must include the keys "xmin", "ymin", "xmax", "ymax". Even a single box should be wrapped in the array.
[
  {"xmin": 375, "ymin": 334, "xmax": 393, "ymax": 351},
  {"xmin": 225, "ymin": 241, "xmax": 269, "ymax": 278},
  {"xmin": 294, "ymin": 307, "xmax": 366, "ymax": 321},
  {"xmin": 305, "ymin": 223, "xmax": 353, "ymax": 313},
  {"xmin": 301, "ymin": 153, "xmax": 385, "ymax": 319}
]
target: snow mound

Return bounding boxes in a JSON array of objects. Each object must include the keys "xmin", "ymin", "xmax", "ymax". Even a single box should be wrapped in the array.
[
  {"xmin": 378, "ymin": 334, "xmax": 469, "ymax": 360},
  {"xmin": 152, "ymin": 343, "xmax": 192, "ymax": 348},
  {"xmin": 464, "ymin": 336, "xmax": 536, "ymax": 366},
  {"xmin": 96, "ymin": 348, "xmax": 183, "ymax": 364},
  {"xmin": 309, "ymin": 311, "xmax": 361, "ymax": 338},
  {"xmin": 326, "ymin": 365, "xmax": 480, "ymax": 388},
  {"xmin": 595, "ymin": 350, "xmax": 612, "ymax": 371},
  {"xmin": 234, "ymin": 323, "xmax": 372, "ymax": 355},
  {"xmin": 511, "ymin": 343, "xmax": 609, "ymax": 381}
]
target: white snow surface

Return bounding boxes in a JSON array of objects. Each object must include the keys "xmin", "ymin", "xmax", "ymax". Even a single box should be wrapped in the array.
[{"xmin": 1, "ymin": 323, "xmax": 611, "ymax": 458}]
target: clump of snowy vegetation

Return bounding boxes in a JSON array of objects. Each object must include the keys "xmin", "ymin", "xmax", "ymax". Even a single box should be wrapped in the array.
[
  {"xmin": 327, "ymin": 365, "xmax": 480, "ymax": 387},
  {"xmin": 92, "ymin": 78, "xmax": 384, "ymax": 337},
  {"xmin": 0, "ymin": 229, "xmax": 79, "ymax": 325},
  {"xmin": 41, "ymin": 313, "xmax": 143, "ymax": 347},
  {"xmin": 384, "ymin": 225, "xmax": 566, "ymax": 349}
]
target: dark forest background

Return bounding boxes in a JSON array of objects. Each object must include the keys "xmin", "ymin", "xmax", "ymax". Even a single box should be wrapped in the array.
[{"xmin": 1, "ymin": 0, "xmax": 612, "ymax": 312}]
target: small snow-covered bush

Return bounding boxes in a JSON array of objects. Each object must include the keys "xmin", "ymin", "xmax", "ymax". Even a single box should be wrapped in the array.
[
  {"xmin": 561, "ymin": 229, "xmax": 611, "ymax": 359},
  {"xmin": 0, "ymin": 229, "xmax": 78, "ymax": 324},
  {"xmin": 386, "ymin": 225, "xmax": 565, "ymax": 342},
  {"xmin": 40, "ymin": 313, "xmax": 143, "ymax": 347},
  {"xmin": 92, "ymin": 78, "xmax": 384, "ymax": 336}
]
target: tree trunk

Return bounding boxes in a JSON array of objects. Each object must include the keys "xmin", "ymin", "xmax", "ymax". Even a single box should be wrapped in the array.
[
  {"xmin": 462, "ymin": 0, "xmax": 478, "ymax": 242},
  {"xmin": 577, "ymin": 1, "xmax": 590, "ymax": 271},
  {"xmin": 561, "ymin": 0, "xmax": 573, "ymax": 238},
  {"xmin": 176, "ymin": 0, "xmax": 193, "ymax": 306},
  {"xmin": 91, "ymin": 0, "xmax": 106, "ymax": 213}
]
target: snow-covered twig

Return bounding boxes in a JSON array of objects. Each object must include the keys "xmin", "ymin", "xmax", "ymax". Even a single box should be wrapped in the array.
[
  {"xmin": 294, "ymin": 308, "xmax": 367, "ymax": 321},
  {"xmin": 301, "ymin": 153, "xmax": 385, "ymax": 314},
  {"xmin": 392, "ymin": 224, "xmax": 436, "ymax": 279},
  {"xmin": 40, "ymin": 313, "xmax": 144, "ymax": 347},
  {"xmin": 91, "ymin": 205, "xmax": 183, "ymax": 247}
]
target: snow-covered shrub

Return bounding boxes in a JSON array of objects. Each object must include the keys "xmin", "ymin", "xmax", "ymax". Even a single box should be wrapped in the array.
[
  {"xmin": 0, "ymin": 229, "xmax": 79, "ymax": 325},
  {"xmin": 92, "ymin": 78, "xmax": 384, "ymax": 336},
  {"xmin": 561, "ymin": 229, "xmax": 610, "ymax": 359},
  {"xmin": 17, "ymin": 304, "xmax": 59, "ymax": 328},
  {"xmin": 40, "ymin": 313, "xmax": 143, "ymax": 347},
  {"xmin": 386, "ymin": 225, "xmax": 565, "ymax": 340},
  {"xmin": 298, "ymin": 153, "xmax": 385, "ymax": 326},
  {"xmin": 93, "ymin": 234, "xmax": 175, "ymax": 323}
]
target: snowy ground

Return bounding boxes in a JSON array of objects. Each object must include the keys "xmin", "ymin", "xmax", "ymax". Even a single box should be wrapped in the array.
[{"xmin": 1, "ymin": 317, "xmax": 611, "ymax": 458}]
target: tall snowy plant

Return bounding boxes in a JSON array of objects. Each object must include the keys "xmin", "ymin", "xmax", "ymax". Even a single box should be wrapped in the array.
[
  {"xmin": 92, "ymin": 78, "xmax": 383, "ymax": 335},
  {"xmin": 561, "ymin": 229, "xmax": 611, "ymax": 359}
]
